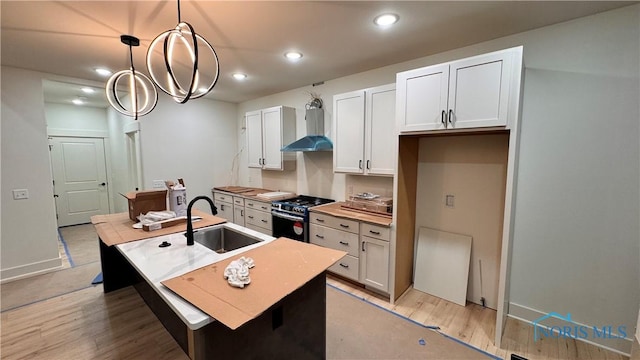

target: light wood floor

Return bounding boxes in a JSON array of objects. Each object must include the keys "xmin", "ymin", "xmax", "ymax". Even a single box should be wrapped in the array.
[
  {"xmin": 327, "ymin": 275, "xmax": 629, "ymax": 360},
  {"xmin": 0, "ymin": 224, "xmax": 629, "ymax": 360}
]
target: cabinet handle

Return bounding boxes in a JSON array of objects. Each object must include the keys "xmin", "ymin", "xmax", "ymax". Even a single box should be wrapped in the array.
[
  {"xmin": 220, "ymin": 204, "xmax": 225, "ymax": 211},
  {"xmin": 315, "ymin": 234, "xmax": 324, "ymax": 239},
  {"xmin": 362, "ymin": 241, "xmax": 365, "ymax": 252},
  {"xmin": 448, "ymin": 109, "xmax": 453, "ymax": 124},
  {"xmin": 366, "ymin": 160, "xmax": 370, "ymax": 169},
  {"xmin": 261, "ymin": 219, "xmax": 268, "ymax": 223},
  {"xmin": 248, "ymin": 203, "xmax": 253, "ymax": 206},
  {"xmin": 316, "ymin": 218, "xmax": 325, "ymax": 222},
  {"xmin": 241, "ymin": 210, "xmax": 244, "ymax": 216},
  {"xmin": 339, "ymin": 263, "xmax": 349, "ymax": 268},
  {"xmin": 339, "ymin": 241, "xmax": 349, "ymax": 246},
  {"xmin": 441, "ymin": 110, "xmax": 446, "ymax": 125},
  {"xmin": 248, "ymin": 215, "xmax": 254, "ymax": 219},
  {"xmin": 358, "ymin": 160, "xmax": 363, "ymax": 169},
  {"xmin": 261, "ymin": 206, "xmax": 268, "ymax": 210},
  {"xmin": 340, "ymin": 224, "xmax": 349, "ymax": 228},
  {"xmin": 369, "ymin": 230, "xmax": 381, "ymax": 235}
]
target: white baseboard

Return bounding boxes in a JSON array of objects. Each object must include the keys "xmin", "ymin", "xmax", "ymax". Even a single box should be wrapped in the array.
[
  {"xmin": 0, "ymin": 257, "xmax": 63, "ymax": 284},
  {"xmin": 508, "ymin": 302, "xmax": 631, "ymax": 356}
]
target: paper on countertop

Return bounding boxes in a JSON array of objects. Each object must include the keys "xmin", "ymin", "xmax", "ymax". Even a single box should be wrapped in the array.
[{"xmin": 224, "ymin": 257, "xmax": 255, "ymax": 288}]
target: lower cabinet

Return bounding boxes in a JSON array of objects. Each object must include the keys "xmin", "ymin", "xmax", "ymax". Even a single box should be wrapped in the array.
[
  {"xmin": 212, "ymin": 191, "xmax": 237, "ymax": 224},
  {"xmin": 360, "ymin": 236, "xmax": 390, "ymax": 293},
  {"xmin": 310, "ymin": 212, "xmax": 390, "ymax": 293},
  {"xmin": 244, "ymin": 199, "xmax": 273, "ymax": 236}
]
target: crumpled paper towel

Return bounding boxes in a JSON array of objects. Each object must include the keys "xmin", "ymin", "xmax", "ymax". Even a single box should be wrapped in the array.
[{"xmin": 223, "ymin": 257, "xmax": 255, "ymax": 288}]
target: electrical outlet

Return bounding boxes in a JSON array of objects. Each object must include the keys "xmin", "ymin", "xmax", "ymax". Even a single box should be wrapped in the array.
[
  {"xmin": 152, "ymin": 180, "xmax": 166, "ymax": 189},
  {"xmin": 445, "ymin": 194, "xmax": 455, "ymax": 208},
  {"xmin": 13, "ymin": 189, "xmax": 29, "ymax": 200}
]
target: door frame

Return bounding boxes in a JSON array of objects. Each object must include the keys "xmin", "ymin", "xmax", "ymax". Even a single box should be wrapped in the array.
[{"xmin": 47, "ymin": 128, "xmax": 115, "ymax": 216}]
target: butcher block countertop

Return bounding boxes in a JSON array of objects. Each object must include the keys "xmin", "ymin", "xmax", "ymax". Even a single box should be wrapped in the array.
[
  {"xmin": 212, "ymin": 186, "xmax": 295, "ymax": 201},
  {"xmin": 310, "ymin": 202, "xmax": 392, "ymax": 227}
]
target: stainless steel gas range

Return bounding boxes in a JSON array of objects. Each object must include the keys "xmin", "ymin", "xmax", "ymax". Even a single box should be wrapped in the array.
[{"xmin": 271, "ymin": 195, "xmax": 335, "ymax": 242}]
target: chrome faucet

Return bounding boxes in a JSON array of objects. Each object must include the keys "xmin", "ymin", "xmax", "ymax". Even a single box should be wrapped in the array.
[{"xmin": 185, "ymin": 195, "xmax": 218, "ymax": 246}]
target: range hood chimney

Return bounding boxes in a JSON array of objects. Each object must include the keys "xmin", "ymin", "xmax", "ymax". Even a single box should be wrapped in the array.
[{"xmin": 281, "ymin": 108, "xmax": 333, "ymax": 152}]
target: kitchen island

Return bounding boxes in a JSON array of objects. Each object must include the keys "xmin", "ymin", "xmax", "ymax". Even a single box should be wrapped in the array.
[{"xmin": 96, "ymin": 214, "xmax": 344, "ymax": 359}]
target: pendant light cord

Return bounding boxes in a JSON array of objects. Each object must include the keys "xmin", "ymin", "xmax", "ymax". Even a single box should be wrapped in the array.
[{"xmin": 177, "ymin": 0, "xmax": 181, "ymax": 23}]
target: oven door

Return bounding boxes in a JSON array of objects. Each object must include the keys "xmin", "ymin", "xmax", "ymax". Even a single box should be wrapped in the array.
[{"xmin": 271, "ymin": 211, "xmax": 307, "ymax": 242}]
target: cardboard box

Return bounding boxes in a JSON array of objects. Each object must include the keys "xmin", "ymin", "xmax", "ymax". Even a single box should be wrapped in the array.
[{"xmin": 122, "ymin": 190, "xmax": 167, "ymax": 221}]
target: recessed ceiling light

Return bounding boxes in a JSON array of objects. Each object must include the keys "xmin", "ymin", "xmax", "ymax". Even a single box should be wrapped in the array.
[
  {"xmin": 81, "ymin": 87, "xmax": 95, "ymax": 94},
  {"xmin": 284, "ymin": 51, "xmax": 303, "ymax": 61},
  {"xmin": 95, "ymin": 68, "xmax": 112, "ymax": 77},
  {"xmin": 232, "ymin": 73, "xmax": 247, "ymax": 80},
  {"xmin": 72, "ymin": 98, "xmax": 84, "ymax": 105},
  {"xmin": 374, "ymin": 13, "xmax": 399, "ymax": 27}
]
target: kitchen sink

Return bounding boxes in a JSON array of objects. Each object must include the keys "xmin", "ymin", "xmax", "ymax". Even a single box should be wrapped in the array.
[{"xmin": 193, "ymin": 226, "xmax": 262, "ymax": 254}]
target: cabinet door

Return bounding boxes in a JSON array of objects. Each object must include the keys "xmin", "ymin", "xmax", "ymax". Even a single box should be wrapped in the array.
[
  {"xmin": 233, "ymin": 206, "xmax": 245, "ymax": 226},
  {"xmin": 396, "ymin": 63, "xmax": 449, "ymax": 132},
  {"xmin": 448, "ymin": 50, "xmax": 513, "ymax": 129},
  {"xmin": 261, "ymin": 106, "xmax": 284, "ymax": 170},
  {"xmin": 246, "ymin": 110, "xmax": 263, "ymax": 168},
  {"xmin": 214, "ymin": 200, "xmax": 234, "ymax": 222},
  {"xmin": 365, "ymin": 84, "xmax": 396, "ymax": 176},
  {"xmin": 333, "ymin": 90, "xmax": 365, "ymax": 174},
  {"xmin": 360, "ymin": 236, "xmax": 389, "ymax": 293}
]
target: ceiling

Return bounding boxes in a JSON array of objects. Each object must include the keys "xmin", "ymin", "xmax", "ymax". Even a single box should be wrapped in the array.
[{"xmin": 2, "ymin": 1, "xmax": 636, "ymax": 108}]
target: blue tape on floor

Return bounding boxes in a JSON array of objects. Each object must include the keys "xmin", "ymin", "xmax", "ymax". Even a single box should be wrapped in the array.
[
  {"xmin": 91, "ymin": 272, "xmax": 103, "ymax": 285},
  {"xmin": 326, "ymin": 283, "xmax": 502, "ymax": 360},
  {"xmin": 57, "ymin": 228, "xmax": 75, "ymax": 268}
]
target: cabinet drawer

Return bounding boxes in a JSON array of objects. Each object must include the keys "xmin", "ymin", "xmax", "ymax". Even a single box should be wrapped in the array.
[
  {"xmin": 361, "ymin": 223, "xmax": 390, "ymax": 241},
  {"xmin": 245, "ymin": 199, "xmax": 272, "ymax": 212},
  {"xmin": 245, "ymin": 208, "xmax": 272, "ymax": 229},
  {"xmin": 328, "ymin": 255, "xmax": 359, "ymax": 281},
  {"xmin": 309, "ymin": 213, "xmax": 359, "ymax": 234},
  {"xmin": 233, "ymin": 196, "xmax": 245, "ymax": 207},
  {"xmin": 213, "ymin": 192, "xmax": 233, "ymax": 203},
  {"xmin": 309, "ymin": 224, "xmax": 359, "ymax": 257}
]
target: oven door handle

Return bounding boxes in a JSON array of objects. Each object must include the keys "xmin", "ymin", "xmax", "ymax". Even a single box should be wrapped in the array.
[{"xmin": 271, "ymin": 211, "xmax": 305, "ymax": 222}]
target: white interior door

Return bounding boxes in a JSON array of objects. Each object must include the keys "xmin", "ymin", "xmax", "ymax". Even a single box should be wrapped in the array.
[{"xmin": 50, "ymin": 137, "xmax": 110, "ymax": 226}]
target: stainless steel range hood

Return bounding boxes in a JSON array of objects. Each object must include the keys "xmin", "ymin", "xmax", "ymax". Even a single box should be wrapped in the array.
[{"xmin": 281, "ymin": 108, "xmax": 333, "ymax": 152}]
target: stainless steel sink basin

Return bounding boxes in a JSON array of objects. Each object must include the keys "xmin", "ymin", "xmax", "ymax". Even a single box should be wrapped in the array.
[{"xmin": 193, "ymin": 226, "xmax": 261, "ymax": 254}]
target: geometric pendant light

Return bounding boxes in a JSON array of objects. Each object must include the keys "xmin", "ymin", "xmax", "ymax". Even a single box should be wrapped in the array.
[
  {"xmin": 146, "ymin": 0, "xmax": 220, "ymax": 104},
  {"xmin": 105, "ymin": 35, "xmax": 158, "ymax": 120}
]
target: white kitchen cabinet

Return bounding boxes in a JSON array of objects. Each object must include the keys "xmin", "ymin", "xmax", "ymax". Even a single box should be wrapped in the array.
[
  {"xmin": 333, "ymin": 84, "xmax": 396, "ymax": 176},
  {"xmin": 310, "ymin": 210, "xmax": 390, "ymax": 293},
  {"xmin": 360, "ymin": 235, "xmax": 390, "ymax": 293},
  {"xmin": 246, "ymin": 106, "xmax": 296, "ymax": 170},
  {"xmin": 396, "ymin": 46, "xmax": 522, "ymax": 133},
  {"xmin": 232, "ymin": 196, "xmax": 245, "ymax": 226},
  {"xmin": 214, "ymin": 200, "xmax": 233, "ymax": 222},
  {"xmin": 244, "ymin": 199, "xmax": 273, "ymax": 236}
]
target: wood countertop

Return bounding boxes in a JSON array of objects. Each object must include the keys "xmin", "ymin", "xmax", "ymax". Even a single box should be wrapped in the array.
[
  {"xmin": 212, "ymin": 186, "xmax": 296, "ymax": 201},
  {"xmin": 310, "ymin": 202, "xmax": 392, "ymax": 227}
]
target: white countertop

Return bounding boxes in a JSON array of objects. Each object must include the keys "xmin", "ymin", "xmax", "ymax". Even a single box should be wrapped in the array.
[{"xmin": 116, "ymin": 222, "xmax": 275, "ymax": 330}]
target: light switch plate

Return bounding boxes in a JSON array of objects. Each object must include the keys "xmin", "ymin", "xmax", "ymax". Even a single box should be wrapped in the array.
[
  {"xmin": 152, "ymin": 180, "xmax": 166, "ymax": 189},
  {"xmin": 445, "ymin": 194, "xmax": 455, "ymax": 207},
  {"xmin": 13, "ymin": 189, "xmax": 29, "ymax": 200}
]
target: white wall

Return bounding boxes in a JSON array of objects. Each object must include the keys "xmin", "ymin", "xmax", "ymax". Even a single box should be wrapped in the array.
[
  {"xmin": 138, "ymin": 95, "xmax": 238, "ymax": 214},
  {"xmin": 237, "ymin": 4, "xmax": 640, "ymax": 352},
  {"xmin": 45, "ymin": 103, "xmax": 108, "ymax": 133},
  {"xmin": 1, "ymin": 67, "xmax": 61, "ymax": 281}
]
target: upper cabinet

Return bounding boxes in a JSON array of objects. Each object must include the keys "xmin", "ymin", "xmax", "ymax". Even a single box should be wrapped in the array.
[
  {"xmin": 333, "ymin": 83, "xmax": 396, "ymax": 176},
  {"xmin": 246, "ymin": 106, "xmax": 296, "ymax": 171},
  {"xmin": 396, "ymin": 46, "xmax": 523, "ymax": 133}
]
